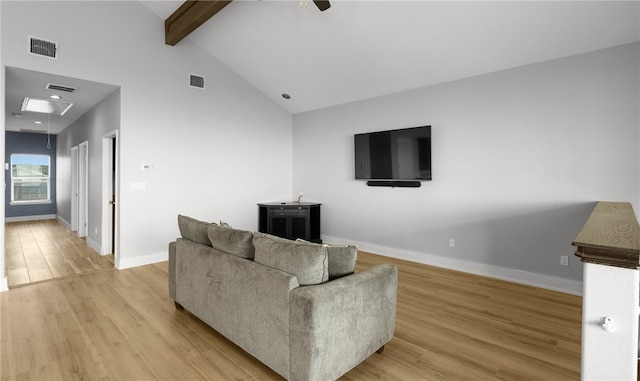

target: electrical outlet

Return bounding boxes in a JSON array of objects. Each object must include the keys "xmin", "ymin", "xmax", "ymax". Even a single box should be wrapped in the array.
[
  {"xmin": 560, "ymin": 255, "xmax": 569, "ymax": 266},
  {"xmin": 449, "ymin": 239, "xmax": 455, "ymax": 248}
]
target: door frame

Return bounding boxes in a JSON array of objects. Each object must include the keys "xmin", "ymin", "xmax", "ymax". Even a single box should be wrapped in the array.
[
  {"xmin": 70, "ymin": 146, "xmax": 79, "ymax": 231},
  {"xmin": 78, "ymin": 141, "xmax": 88, "ymax": 237},
  {"xmin": 101, "ymin": 130, "xmax": 118, "ymax": 258}
]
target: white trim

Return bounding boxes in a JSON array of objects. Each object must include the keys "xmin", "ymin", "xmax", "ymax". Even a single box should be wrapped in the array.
[
  {"xmin": 9, "ymin": 200, "xmax": 52, "ymax": 206},
  {"xmin": 56, "ymin": 215, "xmax": 71, "ymax": 230},
  {"xmin": 5, "ymin": 214, "xmax": 56, "ymax": 223},
  {"xmin": 0, "ymin": 277, "xmax": 8, "ymax": 292},
  {"xmin": 78, "ymin": 141, "xmax": 88, "ymax": 237},
  {"xmin": 117, "ymin": 251, "xmax": 168, "ymax": 270},
  {"xmin": 86, "ymin": 236, "xmax": 101, "ymax": 255},
  {"xmin": 70, "ymin": 146, "xmax": 78, "ymax": 231},
  {"xmin": 323, "ymin": 235, "xmax": 583, "ymax": 296}
]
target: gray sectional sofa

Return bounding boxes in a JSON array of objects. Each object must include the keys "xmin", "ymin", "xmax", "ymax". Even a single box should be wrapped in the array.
[{"xmin": 168, "ymin": 215, "xmax": 398, "ymax": 381}]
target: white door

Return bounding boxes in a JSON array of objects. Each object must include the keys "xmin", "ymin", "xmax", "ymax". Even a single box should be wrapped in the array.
[
  {"xmin": 78, "ymin": 142, "xmax": 88, "ymax": 237},
  {"xmin": 71, "ymin": 146, "xmax": 79, "ymax": 231}
]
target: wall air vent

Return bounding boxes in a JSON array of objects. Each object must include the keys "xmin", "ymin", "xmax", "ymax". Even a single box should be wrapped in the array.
[
  {"xmin": 46, "ymin": 83, "xmax": 76, "ymax": 93},
  {"xmin": 189, "ymin": 74, "xmax": 205, "ymax": 89},
  {"xmin": 28, "ymin": 36, "xmax": 58, "ymax": 59}
]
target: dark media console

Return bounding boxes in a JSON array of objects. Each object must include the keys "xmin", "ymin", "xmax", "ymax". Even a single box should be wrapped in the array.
[
  {"xmin": 258, "ymin": 202, "xmax": 321, "ymax": 243},
  {"xmin": 367, "ymin": 180, "xmax": 421, "ymax": 188}
]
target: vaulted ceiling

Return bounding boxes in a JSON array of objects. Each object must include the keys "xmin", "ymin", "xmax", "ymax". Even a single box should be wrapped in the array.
[
  {"xmin": 5, "ymin": 1, "xmax": 639, "ymax": 134},
  {"xmin": 141, "ymin": 0, "xmax": 640, "ymax": 114}
]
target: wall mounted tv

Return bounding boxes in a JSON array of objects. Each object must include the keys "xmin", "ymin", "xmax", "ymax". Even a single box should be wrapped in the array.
[{"xmin": 354, "ymin": 125, "xmax": 431, "ymax": 186}]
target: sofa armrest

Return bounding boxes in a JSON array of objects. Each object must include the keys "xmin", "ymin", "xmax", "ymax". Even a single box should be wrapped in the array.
[
  {"xmin": 289, "ymin": 263, "xmax": 397, "ymax": 381},
  {"xmin": 168, "ymin": 241, "xmax": 176, "ymax": 300}
]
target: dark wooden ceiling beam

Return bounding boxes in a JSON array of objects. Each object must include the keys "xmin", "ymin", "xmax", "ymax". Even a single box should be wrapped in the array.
[
  {"xmin": 165, "ymin": 0, "xmax": 233, "ymax": 46},
  {"xmin": 313, "ymin": 1, "xmax": 331, "ymax": 11}
]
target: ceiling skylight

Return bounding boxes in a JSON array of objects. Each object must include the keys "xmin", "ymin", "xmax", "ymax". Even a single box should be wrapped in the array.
[{"xmin": 21, "ymin": 97, "xmax": 73, "ymax": 115}]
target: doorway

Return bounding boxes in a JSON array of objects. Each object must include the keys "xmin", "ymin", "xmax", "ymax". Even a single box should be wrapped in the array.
[
  {"xmin": 4, "ymin": 68, "xmax": 121, "ymax": 289},
  {"xmin": 101, "ymin": 131, "xmax": 118, "ymax": 259}
]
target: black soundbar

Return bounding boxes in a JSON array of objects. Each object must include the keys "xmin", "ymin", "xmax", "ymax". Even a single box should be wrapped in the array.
[{"xmin": 366, "ymin": 180, "xmax": 421, "ymax": 188}]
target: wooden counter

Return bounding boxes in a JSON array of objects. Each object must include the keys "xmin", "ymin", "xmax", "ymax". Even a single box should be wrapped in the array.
[{"xmin": 572, "ymin": 201, "xmax": 640, "ymax": 269}]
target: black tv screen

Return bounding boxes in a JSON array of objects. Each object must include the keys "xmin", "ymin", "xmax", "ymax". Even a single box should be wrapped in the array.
[{"xmin": 354, "ymin": 125, "xmax": 431, "ymax": 181}]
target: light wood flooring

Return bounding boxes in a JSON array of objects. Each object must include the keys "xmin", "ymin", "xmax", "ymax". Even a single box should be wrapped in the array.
[
  {"xmin": 5, "ymin": 220, "xmax": 114, "ymax": 288},
  {"xmin": 0, "ymin": 248, "xmax": 582, "ymax": 380}
]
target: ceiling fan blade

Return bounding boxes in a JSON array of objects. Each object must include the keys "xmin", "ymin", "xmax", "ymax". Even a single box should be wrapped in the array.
[{"xmin": 313, "ymin": 0, "xmax": 331, "ymax": 11}]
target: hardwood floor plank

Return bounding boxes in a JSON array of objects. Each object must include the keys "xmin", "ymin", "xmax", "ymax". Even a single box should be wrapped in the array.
[
  {"xmin": 27, "ymin": 268, "xmax": 55, "ymax": 283},
  {"xmin": 5, "ymin": 220, "xmax": 114, "ymax": 288},
  {"xmin": 6, "ymin": 269, "xmax": 29, "ymax": 287}
]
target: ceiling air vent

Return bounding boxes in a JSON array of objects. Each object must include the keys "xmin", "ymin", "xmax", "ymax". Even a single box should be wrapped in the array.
[
  {"xmin": 189, "ymin": 74, "xmax": 205, "ymax": 89},
  {"xmin": 28, "ymin": 36, "xmax": 58, "ymax": 59},
  {"xmin": 46, "ymin": 83, "xmax": 76, "ymax": 93}
]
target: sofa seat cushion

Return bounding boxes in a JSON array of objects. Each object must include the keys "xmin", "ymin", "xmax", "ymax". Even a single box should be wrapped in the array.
[
  {"xmin": 253, "ymin": 232, "xmax": 328, "ymax": 285},
  {"xmin": 207, "ymin": 225, "xmax": 255, "ymax": 259},
  {"xmin": 178, "ymin": 215, "xmax": 215, "ymax": 246}
]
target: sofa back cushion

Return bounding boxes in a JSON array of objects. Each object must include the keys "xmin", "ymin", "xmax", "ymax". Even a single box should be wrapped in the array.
[
  {"xmin": 253, "ymin": 232, "xmax": 328, "ymax": 285},
  {"xmin": 207, "ymin": 224, "xmax": 255, "ymax": 259},
  {"xmin": 178, "ymin": 215, "xmax": 215, "ymax": 246}
]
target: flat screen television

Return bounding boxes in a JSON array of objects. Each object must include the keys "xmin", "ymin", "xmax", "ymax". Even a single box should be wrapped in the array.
[{"xmin": 354, "ymin": 125, "xmax": 431, "ymax": 181}]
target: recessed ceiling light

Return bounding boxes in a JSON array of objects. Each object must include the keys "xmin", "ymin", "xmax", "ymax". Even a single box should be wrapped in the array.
[
  {"xmin": 21, "ymin": 97, "xmax": 73, "ymax": 115},
  {"xmin": 49, "ymin": 95, "xmax": 62, "ymax": 100},
  {"xmin": 34, "ymin": 121, "xmax": 42, "ymax": 124},
  {"xmin": 282, "ymin": 93, "xmax": 291, "ymax": 99}
]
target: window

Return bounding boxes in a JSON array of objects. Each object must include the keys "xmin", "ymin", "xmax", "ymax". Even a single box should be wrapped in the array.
[{"xmin": 11, "ymin": 154, "xmax": 51, "ymax": 204}]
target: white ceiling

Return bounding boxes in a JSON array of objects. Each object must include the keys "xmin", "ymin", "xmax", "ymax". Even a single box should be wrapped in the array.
[
  {"xmin": 5, "ymin": 67, "xmax": 119, "ymax": 134},
  {"xmin": 5, "ymin": 1, "xmax": 639, "ymax": 135},
  {"xmin": 141, "ymin": 0, "xmax": 640, "ymax": 114}
]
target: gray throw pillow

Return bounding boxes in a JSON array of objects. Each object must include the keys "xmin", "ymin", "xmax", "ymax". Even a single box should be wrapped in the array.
[
  {"xmin": 325, "ymin": 244, "xmax": 357, "ymax": 280},
  {"xmin": 177, "ymin": 215, "xmax": 215, "ymax": 246},
  {"xmin": 296, "ymin": 239, "xmax": 357, "ymax": 280},
  {"xmin": 253, "ymin": 233, "xmax": 328, "ymax": 286},
  {"xmin": 207, "ymin": 224, "xmax": 255, "ymax": 259}
]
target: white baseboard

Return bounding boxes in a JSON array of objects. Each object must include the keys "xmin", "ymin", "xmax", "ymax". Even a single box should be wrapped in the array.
[
  {"xmin": 5, "ymin": 214, "xmax": 56, "ymax": 223},
  {"xmin": 86, "ymin": 236, "xmax": 101, "ymax": 254},
  {"xmin": 323, "ymin": 235, "xmax": 583, "ymax": 296},
  {"xmin": 56, "ymin": 215, "xmax": 72, "ymax": 230},
  {"xmin": 0, "ymin": 277, "xmax": 8, "ymax": 292},
  {"xmin": 117, "ymin": 251, "xmax": 168, "ymax": 270}
]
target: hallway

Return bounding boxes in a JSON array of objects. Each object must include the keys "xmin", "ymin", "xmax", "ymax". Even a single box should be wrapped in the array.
[{"xmin": 5, "ymin": 219, "xmax": 114, "ymax": 288}]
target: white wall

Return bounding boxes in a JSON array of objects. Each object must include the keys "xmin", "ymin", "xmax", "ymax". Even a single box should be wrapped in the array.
[
  {"xmin": 292, "ymin": 42, "xmax": 640, "ymax": 294},
  {"xmin": 56, "ymin": 89, "xmax": 120, "ymax": 248},
  {"xmin": 1, "ymin": 1, "xmax": 292, "ymax": 270}
]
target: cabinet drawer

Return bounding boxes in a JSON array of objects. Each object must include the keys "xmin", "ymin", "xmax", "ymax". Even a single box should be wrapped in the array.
[{"xmin": 271, "ymin": 208, "xmax": 308, "ymax": 217}]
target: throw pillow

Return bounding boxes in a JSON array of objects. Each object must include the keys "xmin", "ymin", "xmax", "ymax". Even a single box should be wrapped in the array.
[
  {"xmin": 207, "ymin": 224, "xmax": 255, "ymax": 259},
  {"xmin": 253, "ymin": 232, "xmax": 328, "ymax": 286},
  {"xmin": 178, "ymin": 214, "xmax": 215, "ymax": 246},
  {"xmin": 297, "ymin": 239, "xmax": 357, "ymax": 280}
]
